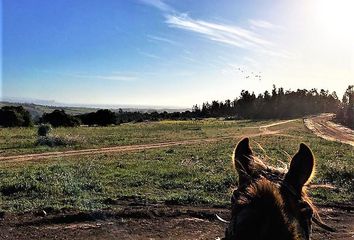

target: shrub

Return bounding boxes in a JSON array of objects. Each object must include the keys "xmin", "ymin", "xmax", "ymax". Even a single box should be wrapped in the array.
[
  {"xmin": 36, "ymin": 135, "xmax": 79, "ymax": 147},
  {"xmin": 77, "ymin": 109, "xmax": 117, "ymax": 126},
  {"xmin": 37, "ymin": 124, "xmax": 52, "ymax": 137},
  {"xmin": 0, "ymin": 106, "xmax": 32, "ymax": 127},
  {"xmin": 95, "ymin": 109, "xmax": 117, "ymax": 126},
  {"xmin": 41, "ymin": 110, "xmax": 80, "ymax": 127}
]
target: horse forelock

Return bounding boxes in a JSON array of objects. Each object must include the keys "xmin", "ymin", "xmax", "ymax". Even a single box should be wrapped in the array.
[
  {"xmin": 228, "ymin": 171, "xmax": 317, "ymax": 240},
  {"xmin": 229, "ymin": 177, "xmax": 311, "ymax": 240},
  {"xmin": 225, "ymin": 139, "xmax": 326, "ymax": 240}
]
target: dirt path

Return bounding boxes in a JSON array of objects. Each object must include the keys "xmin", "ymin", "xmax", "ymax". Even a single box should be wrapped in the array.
[
  {"xmin": 0, "ymin": 120, "xmax": 292, "ymax": 163},
  {"xmin": 0, "ymin": 204, "xmax": 352, "ymax": 240},
  {"xmin": 304, "ymin": 114, "xmax": 354, "ymax": 147}
]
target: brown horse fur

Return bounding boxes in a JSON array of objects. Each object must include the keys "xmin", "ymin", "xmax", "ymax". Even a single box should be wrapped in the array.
[{"xmin": 224, "ymin": 138, "xmax": 318, "ymax": 240}]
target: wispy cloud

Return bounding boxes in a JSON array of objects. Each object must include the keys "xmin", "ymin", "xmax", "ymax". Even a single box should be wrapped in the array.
[
  {"xmin": 181, "ymin": 55, "xmax": 196, "ymax": 62},
  {"xmin": 139, "ymin": 0, "xmax": 175, "ymax": 13},
  {"xmin": 147, "ymin": 35, "xmax": 178, "ymax": 45},
  {"xmin": 70, "ymin": 74, "xmax": 136, "ymax": 81},
  {"xmin": 243, "ymin": 57, "xmax": 258, "ymax": 65},
  {"xmin": 249, "ymin": 19, "xmax": 281, "ymax": 30},
  {"xmin": 138, "ymin": 50, "xmax": 162, "ymax": 59},
  {"xmin": 140, "ymin": 0, "xmax": 291, "ymax": 59},
  {"xmin": 36, "ymin": 69, "xmax": 136, "ymax": 81},
  {"xmin": 259, "ymin": 49, "xmax": 294, "ymax": 59},
  {"xmin": 166, "ymin": 14, "xmax": 272, "ymax": 49}
]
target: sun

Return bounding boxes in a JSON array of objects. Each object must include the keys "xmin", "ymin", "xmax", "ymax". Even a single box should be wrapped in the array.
[{"xmin": 312, "ymin": 0, "xmax": 354, "ymax": 38}]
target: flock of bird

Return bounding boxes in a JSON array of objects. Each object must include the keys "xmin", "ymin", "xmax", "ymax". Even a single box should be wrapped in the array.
[{"xmin": 236, "ymin": 67, "xmax": 262, "ymax": 81}]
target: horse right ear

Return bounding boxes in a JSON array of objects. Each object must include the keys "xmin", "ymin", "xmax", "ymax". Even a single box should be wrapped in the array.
[
  {"xmin": 234, "ymin": 138, "xmax": 254, "ymax": 184},
  {"xmin": 284, "ymin": 143, "xmax": 314, "ymax": 193}
]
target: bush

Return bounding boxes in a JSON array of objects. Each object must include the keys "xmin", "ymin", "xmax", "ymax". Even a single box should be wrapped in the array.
[
  {"xmin": 95, "ymin": 109, "xmax": 117, "ymax": 126},
  {"xmin": 77, "ymin": 109, "xmax": 117, "ymax": 126},
  {"xmin": 0, "ymin": 106, "xmax": 32, "ymax": 127},
  {"xmin": 36, "ymin": 135, "xmax": 79, "ymax": 147},
  {"xmin": 41, "ymin": 110, "xmax": 80, "ymax": 127},
  {"xmin": 37, "ymin": 124, "xmax": 52, "ymax": 137}
]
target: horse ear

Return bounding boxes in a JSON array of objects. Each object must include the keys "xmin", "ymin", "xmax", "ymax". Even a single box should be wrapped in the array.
[
  {"xmin": 234, "ymin": 138, "xmax": 254, "ymax": 184},
  {"xmin": 284, "ymin": 143, "xmax": 314, "ymax": 192}
]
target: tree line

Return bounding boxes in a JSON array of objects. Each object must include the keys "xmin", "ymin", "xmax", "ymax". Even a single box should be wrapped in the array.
[
  {"xmin": 336, "ymin": 85, "xmax": 354, "ymax": 129},
  {"xmin": 1, "ymin": 85, "xmax": 353, "ymax": 129},
  {"xmin": 194, "ymin": 86, "xmax": 340, "ymax": 119}
]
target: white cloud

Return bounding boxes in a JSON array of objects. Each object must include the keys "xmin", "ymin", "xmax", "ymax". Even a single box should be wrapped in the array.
[
  {"xmin": 249, "ymin": 19, "xmax": 281, "ymax": 30},
  {"xmin": 138, "ymin": 50, "xmax": 161, "ymax": 59},
  {"xmin": 141, "ymin": 1, "xmax": 293, "ymax": 61},
  {"xmin": 147, "ymin": 35, "xmax": 178, "ymax": 45},
  {"xmin": 139, "ymin": 0, "xmax": 174, "ymax": 13},
  {"xmin": 259, "ymin": 49, "xmax": 295, "ymax": 59},
  {"xmin": 165, "ymin": 14, "xmax": 272, "ymax": 50},
  {"xmin": 181, "ymin": 55, "xmax": 196, "ymax": 62},
  {"xmin": 36, "ymin": 70, "xmax": 137, "ymax": 81},
  {"xmin": 67, "ymin": 73, "xmax": 136, "ymax": 81},
  {"xmin": 243, "ymin": 57, "xmax": 258, "ymax": 65}
]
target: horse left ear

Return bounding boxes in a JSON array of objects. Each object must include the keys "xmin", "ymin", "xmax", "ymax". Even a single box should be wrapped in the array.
[
  {"xmin": 284, "ymin": 143, "xmax": 314, "ymax": 192},
  {"xmin": 234, "ymin": 138, "xmax": 254, "ymax": 184}
]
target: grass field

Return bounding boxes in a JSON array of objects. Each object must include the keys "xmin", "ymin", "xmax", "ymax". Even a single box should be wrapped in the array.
[
  {"xmin": 0, "ymin": 119, "xmax": 353, "ymax": 213},
  {"xmin": 0, "ymin": 119, "xmax": 267, "ymax": 156}
]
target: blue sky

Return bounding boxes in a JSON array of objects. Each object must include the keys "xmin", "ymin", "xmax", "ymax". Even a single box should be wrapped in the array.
[{"xmin": 2, "ymin": 0, "xmax": 353, "ymax": 107}]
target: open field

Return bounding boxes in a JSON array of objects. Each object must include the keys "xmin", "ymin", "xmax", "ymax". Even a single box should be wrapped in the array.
[
  {"xmin": 0, "ymin": 119, "xmax": 272, "ymax": 156},
  {"xmin": 0, "ymin": 117, "xmax": 353, "ymax": 239}
]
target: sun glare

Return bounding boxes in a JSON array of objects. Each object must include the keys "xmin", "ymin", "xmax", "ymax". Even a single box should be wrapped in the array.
[{"xmin": 313, "ymin": 0, "xmax": 354, "ymax": 38}]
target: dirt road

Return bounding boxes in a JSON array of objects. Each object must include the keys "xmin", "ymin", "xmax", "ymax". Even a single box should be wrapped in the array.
[{"xmin": 304, "ymin": 113, "xmax": 354, "ymax": 147}]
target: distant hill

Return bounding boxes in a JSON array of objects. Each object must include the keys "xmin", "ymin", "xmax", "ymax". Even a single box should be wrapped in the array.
[
  {"xmin": 0, "ymin": 102, "xmax": 98, "ymax": 121},
  {"xmin": 0, "ymin": 101, "xmax": 188, "ymax": 121}
]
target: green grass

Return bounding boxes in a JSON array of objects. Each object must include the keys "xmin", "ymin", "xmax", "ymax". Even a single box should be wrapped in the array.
[
  {"xmin": 0, "ymin": 119, "xmax": 267, "ymax": 156},
  {"xmin": 0, "ymin": 119, "xmax": 353, "ymax": 213}
]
